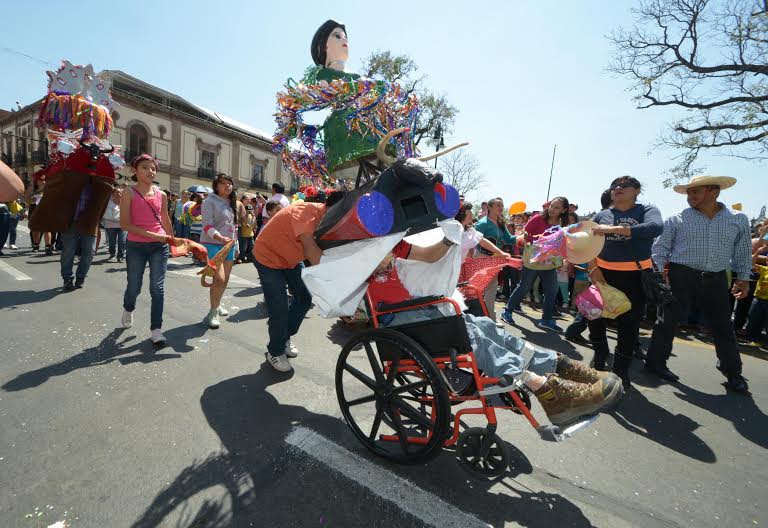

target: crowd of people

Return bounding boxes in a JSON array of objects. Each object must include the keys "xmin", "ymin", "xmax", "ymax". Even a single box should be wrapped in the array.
[{"xmin": 1, "ymin": 155, "xmax": 765, "ymax": 424}]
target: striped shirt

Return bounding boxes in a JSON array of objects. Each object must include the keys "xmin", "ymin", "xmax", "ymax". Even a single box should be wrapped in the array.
[{"xmin": 652, "ymin": 204, "xmax": 752, "ymax": 278}]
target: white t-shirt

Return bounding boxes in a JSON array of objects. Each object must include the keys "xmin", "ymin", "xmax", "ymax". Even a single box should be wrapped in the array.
[
  {"xmin": 262, "ymin": 193, "xmax": 291, "ymax": 218},
  {"xmin": 460, "ymin": 227, "xmax": 484, "ymax": 262}
]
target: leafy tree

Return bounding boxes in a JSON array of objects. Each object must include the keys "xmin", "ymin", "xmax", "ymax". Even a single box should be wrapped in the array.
[
  {"xmin": 609, "ymin": 0, "xmax": 768, "ymax": 184},
  {"xmin": 360, "ymin": 50, "xmax": 458, "ymax": 146}
]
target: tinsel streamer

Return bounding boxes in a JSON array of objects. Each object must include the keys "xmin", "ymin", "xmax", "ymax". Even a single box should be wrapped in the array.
[
  {"xmin": 37, "ymin": 94, "xmax": 112, "ymax": 139},
  {"xmin": 273, "ymin": 76, "xmax": 420, "ymax": 187}
]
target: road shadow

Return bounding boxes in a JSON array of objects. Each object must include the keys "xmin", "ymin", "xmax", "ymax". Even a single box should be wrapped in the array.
[
  {"xmin": 673, "ymin": 385, "xmax": 768, "ymax": 450},
  {"xmin": 232, "ymin": 286, "xmax": 262, "ymax": 298},
  {"xmin": 2, "ymin": 322, "xmax": 209, "ymax": 392},
  {"xmin": 0, "ymin": 287, "xmax": 63, "ymax": 310},
  {"xmin": 225, "ymin": 302, "xmax": 268, "ymax": 322},
  {"xmin": 609, "ymin": 386, "xmax": 716, "ymax": 463},
  {"xmin": 131, "ymin": 367, "xmax": 601, "ymax": 528}
]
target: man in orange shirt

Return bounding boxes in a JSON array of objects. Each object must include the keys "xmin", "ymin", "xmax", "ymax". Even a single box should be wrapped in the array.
[{"xmin": 253, "ymin": 200, "xmax": 325, "ymax": 372}]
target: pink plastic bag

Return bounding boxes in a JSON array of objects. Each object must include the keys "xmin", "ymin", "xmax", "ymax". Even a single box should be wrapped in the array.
[{"xmin": 576, "ymin": 285, "xmax": 603, "ymax": 320}]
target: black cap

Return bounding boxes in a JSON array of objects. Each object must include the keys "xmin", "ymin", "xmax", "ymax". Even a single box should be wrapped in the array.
[{"xmin": 311, "ymin": 19, "xmax": 346, "ymax": 66}]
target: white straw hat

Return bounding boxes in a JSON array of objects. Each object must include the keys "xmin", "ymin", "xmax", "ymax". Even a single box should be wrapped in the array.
[
  {"xmin": 564, "ymin": 221, "xmax": 605, "ymax": 264},
  {"xmin": 672, "ymin": 175, "xmax": 736, "ymax": 194}
]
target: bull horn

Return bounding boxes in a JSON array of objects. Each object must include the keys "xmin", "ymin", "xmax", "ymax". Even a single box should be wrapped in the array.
[
  {"xmin": 375, "ymin": 127, "xmax": 410, "ymax": 165},
  {"xmin": 414, "ymin": 141, "xmax": 469, "ymax": 163}
]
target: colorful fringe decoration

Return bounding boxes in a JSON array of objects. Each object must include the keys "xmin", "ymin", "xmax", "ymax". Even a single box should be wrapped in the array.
[
  {"xmin": 38, "ymin": 93, "xmax": 113, "ymax": 139},
  {"xmin": 273, "ymin": 76, "xmax": 420, "ymax": 186}
]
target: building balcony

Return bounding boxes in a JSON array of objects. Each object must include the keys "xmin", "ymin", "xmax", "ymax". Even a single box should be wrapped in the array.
[
  {"xmin": 31, "ymin": 150, "xmax": 49, "ymax": 164},
  {"xmin": 250, "ymin": 178, "xmax": 267, "ymax": 189},
  {"xmin": 13, "ymin": 153, "xmax": 27, "ymax": 165},
  {"xmin": 197, "ymin": 166, "xmax": 216, "ymax": 180}
]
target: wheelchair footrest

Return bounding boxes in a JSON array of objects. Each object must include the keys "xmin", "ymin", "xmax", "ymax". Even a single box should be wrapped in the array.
[{"xmin": 537, "ymin": 415, "xmax": 599, "ymax": 442}]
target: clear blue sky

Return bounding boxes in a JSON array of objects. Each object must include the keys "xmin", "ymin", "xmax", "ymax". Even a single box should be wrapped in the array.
[{"xmin": 2, "ymin": 0, "xmax": 764, "ymax": 218}]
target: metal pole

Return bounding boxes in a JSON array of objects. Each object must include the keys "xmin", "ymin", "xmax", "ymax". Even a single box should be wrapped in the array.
[{"xmin": 546, "ymin": 144, "xmax": 557, "ymax": 202}]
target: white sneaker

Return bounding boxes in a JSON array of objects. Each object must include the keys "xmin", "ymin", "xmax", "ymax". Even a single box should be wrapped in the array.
[
  {"xmin": 9, "ymin": 244, "xmax": 17, "ymax": 250},
  {"xmin": 217, "ymin": 306, "xmax": 229, "ymax": 316},
  {"xmin": 121, "ymin": 310, "xmax": 133, "ymax": 328},
  {"xmin": 266, "ymin": 352, "xmax": 292, "ymax": 372},
  {"xmin": 207, "ymin": 309, "xmax": 220, "ymax": 329},
  {"xmin": 285, "ymin": 339, "xmax": 298, "ymax": 358},
  {"xmin": 150, "ymin": 329, "xmax": 166, "ymax": 345}
]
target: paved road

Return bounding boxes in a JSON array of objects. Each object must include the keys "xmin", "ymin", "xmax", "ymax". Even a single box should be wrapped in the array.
[{"xmin": 1, "ymin": 226, "xmax": 766, "ymax": 528}]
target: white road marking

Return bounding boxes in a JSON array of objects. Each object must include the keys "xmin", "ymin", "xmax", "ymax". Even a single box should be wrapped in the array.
[
  {"xmin": 285, "ymin": 426, "xmax": 491, "ymax": 528},
  {"xmin": 166, "ymin": 261, "xmax": 257, "ymax": 287},
  {"xmin": 0, "ymin": 259, "xmax": 33, "ymax": 280}
]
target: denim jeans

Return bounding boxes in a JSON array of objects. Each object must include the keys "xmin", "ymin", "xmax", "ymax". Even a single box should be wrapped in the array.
[
  {"xmin": 745, "ymin": 297, "xmax": 768, "ymax": 342},
  {"xmin": 174, "ymin": 220, "xmax": 190, "ymax": 239},
  {"xmin": 0, "ymin": 210, "xmax": 9, "ymax": 249},
  {"xmin": 383, "ymin": 308, "xmax": 557, "ymax": 380},
  {"xmin": 60, "ymin": 230, "xmax": 96, "ymax": 282},
  {"xmin": 254, "ymin": 259, "xmax": 313, "ymax": 357},
  {"xmin": 105, "ymin": 228, "xmax": 127, "ymax": 259},
  {"xmin": 505, "ymin": 266, "xmax": 558, "ymax": 320},
  {"xmin": 8, "ymin": 215, "xmax": 19, "ymax": 245},
  {"xmin": 123, "ymin": 241, "xmax": 169, "ymax": 330}
]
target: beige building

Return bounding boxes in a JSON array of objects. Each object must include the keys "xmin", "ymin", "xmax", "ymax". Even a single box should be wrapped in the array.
[{"xmin": 0, "ymin": 70, "xmax": 298, "ymax": 195}]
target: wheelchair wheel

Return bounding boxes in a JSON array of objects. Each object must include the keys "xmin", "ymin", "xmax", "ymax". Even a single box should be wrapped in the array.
[
  {"xmin": 500, "ymin": 389, "xmax": 533, "ymax": 415},
  {"xmin": 456, "ymin": 427, "xmax": 509, "ymax": 478},
  {"xmin": 336, "ymin": 328, "xmax": 451, "ymax": 463}
]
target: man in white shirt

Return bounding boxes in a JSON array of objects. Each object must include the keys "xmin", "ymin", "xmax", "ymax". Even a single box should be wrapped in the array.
[{"xmin": 262, "ymin": 182, "xmax": 291, "ymax": 220}]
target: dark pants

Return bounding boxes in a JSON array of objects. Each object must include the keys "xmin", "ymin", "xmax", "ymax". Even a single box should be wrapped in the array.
[
  {"xmin": 240, "ymin": 237, "xmax": 254, "ymax": 263},
  {"xmin": 106, "ymin": 228, "xmax": 127, "ymax": 259},
  {"xmin": 647, "ymin": 264, "xmax": 742, "ymax": 375},
  {"xmin": 60, "ymin": 230, "xmax": 96, "ymax": 283},
  {"xmin": 565, "ymin": 312, "xmax": 588, "ymax": 337},
  {"xmin": 506, "ymin": 266, "xmax": 558, "ymax": 320},
  {"xmin": 254, "ymin": 259, "xmax": 313, "ymax": 358},
  {"xmin": 0, "ymin": 210, "xmax": 9, "ymax": 249},
  {"xmin": 745, "ymin": 298, "xmax": 768, "ymax": 342},
  {"xmin": 732, "ymin": 278, "xmax": 756, "ymax": 331},
  {"xmin": 501, "ymin": 266, "xmax": 519, "ymax": 297},
  {"xmin": 8, "ymin": 215, "xmax": 18, "ymax": 245},
  {"xmin": 587, "ymin": 269, "xmax": 645, "ymax": 374}
]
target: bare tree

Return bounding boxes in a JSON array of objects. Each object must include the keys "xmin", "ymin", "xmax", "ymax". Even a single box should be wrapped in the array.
[
  {"xmin": 437, "ymin": 149, "xmax": 486, "ymax": 197},
  {"xmin": 360, "ymin": 50, "xmax": 459, "ymax": 146},
  {"xmin": 609, "ymin": 0, "xmax": 768, "ymax": 184}
]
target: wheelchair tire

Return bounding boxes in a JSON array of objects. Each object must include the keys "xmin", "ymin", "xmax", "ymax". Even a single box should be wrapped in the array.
[
  {"xmin": 456, "ymin": 427, "xmax": 509, "ymax": 478},
  {"xmin": 336, "ymin": 328, "xmax": 452, "ymax": 464}
]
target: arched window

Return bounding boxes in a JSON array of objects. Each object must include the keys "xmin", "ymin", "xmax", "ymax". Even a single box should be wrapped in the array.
[{"xmin": 128, "ymin": 123, "xmax": 149, "ymax": 159}]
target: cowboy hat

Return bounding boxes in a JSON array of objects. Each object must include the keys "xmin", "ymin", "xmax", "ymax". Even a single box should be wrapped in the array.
[
  {"xmin": 564, "ymin": 221, "xmax": 605, "ymax": 264},
  {"xmin": 672, "ymin": 175, "xmax": 736, "ymax": 194}
]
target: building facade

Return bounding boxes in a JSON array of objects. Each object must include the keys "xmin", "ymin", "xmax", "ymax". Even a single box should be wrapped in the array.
[{"xmin": 0, "ymin": 70, "xmax": 299, "ymax": 195}]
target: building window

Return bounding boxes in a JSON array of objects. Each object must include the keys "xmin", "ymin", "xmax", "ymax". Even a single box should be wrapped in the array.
[
  {"xmin": 289, "ymin": 175, "xmax": 300, "ymax": 195},
  {"xmin": 251, "ymin": 164, "xmax": 265, "ymax": 188},
  {"xmin": 127, "ymin": 123, "xmax": 149, "ymax": 161},
  {"xmin": 198, "ymin": 150, "xmax": 216, "ymax": 179}
]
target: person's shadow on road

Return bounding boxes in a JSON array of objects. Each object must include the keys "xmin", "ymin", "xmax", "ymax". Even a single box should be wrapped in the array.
[
  {"xmin": 609, "ymin": 387, "xmax": 716, "ymax": 463},
  {"xmin": 130, "ymin": 366, "xmax": 597, "ymax": 528},
  {"xmin": 0, "ymin": 287, "xmax": 63, "ymax": 310}
]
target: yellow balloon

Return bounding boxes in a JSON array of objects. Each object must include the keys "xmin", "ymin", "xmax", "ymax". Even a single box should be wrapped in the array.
[
  {"xmin": 732, "ymin": 203, "xmax": 742, "ymax": 211},
  {"xmin": 508, "ymin": 201, "xmax": 527, "ymax": 215}
]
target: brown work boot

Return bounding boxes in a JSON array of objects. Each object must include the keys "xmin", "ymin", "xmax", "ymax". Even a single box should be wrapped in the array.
[
  {"xmin": 533, "ymin": 374, "xmax": 623, "ymax": 426},
  {"xmin": 556, "ymin": 353, "xmax": 612, "ymax": 384}
]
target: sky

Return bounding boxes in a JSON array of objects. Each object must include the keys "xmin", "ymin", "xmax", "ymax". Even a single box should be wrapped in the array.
[{"xmin": 1, "ymin": 0, "xmax": 764, "ymax": 218}]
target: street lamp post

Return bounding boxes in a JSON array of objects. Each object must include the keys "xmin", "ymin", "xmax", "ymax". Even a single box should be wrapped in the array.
[{"xmin": 432, "ymin": 123, "xmax": 445, "ymax": 169}]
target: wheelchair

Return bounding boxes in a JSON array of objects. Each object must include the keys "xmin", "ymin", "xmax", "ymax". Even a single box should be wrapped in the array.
[{"xmin": 335, "ymin": 288, "xmax": 594, "ymax": 477}]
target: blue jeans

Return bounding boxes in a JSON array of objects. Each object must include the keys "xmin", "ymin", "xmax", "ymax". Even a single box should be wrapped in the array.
[
  {"xmin": 174, "ymin": 221, "xmax": 190, "ymax": 239},
  {"xmin": 254, "ymin": 259, "xmax": 313, "ymax": 357},
  {"xmin": 8, "ymin": 215, "xmax": 19, "ymax": 245},
  {"xmin": 123, "ymin": 241, "xmax": 169, "ymax": 330},
  {"xmin": 106, "ymin": 228, "xmax": 127, "ymax": 259},
  {"xmin": 745, "ymin": 298, "xmax": 768, "ymax": 342},
  {"xmin": 505, "ymin": 266, "xmax": 558, "ymax": 320},
  {"xmin": 60, "ymin": 229, "xmax": 96, "ymax": 282},
  {"xmin": 0, "ymin": 210, "xmax": 9, "ymax": 249}
]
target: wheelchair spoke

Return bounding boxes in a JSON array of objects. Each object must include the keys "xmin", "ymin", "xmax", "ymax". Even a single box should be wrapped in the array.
[
  {"xmin": 344, "ymin": 364, "xmax": 377, "ymax": 390},
  {"xmin": 369, "ymin": 405, "xmax": 384, "ymax": 441},
  {"xmin": 389, "ymin": 403, "xmax": 410, "ymax": 455},
  {"xmin": 390, "ymin": 396, "xmax": 434, "ymax": 430},
  {"xmin": 347, "ymin": 393, "xmax": 378, "ymax": 407},
  {"xmin": 390, "ymin": 379, "xmax": 429, "ymax": 396},
  {"xmin": 384, "ymin": 353, "xmax": 400, "ymax": 390},
  {"xmin": 363, "ymin": 341, "xmax": 385, "ymax": 384}
]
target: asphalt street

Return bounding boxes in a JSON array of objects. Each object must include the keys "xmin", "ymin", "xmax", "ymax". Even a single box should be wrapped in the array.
[{"xmin": 1, "ymin": 225, "xmax": 766, "ymax": 528}]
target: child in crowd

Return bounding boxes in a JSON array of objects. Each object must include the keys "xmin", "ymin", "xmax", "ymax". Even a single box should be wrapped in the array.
[
  {"xmin": 238, "ymin": 203, "xmax": 256, "ymax": 263},
  {"xmin": 744, "ymin": 246, "xmax": 768, "ymax": 345},
  {"xmin": 259, "ymin": 201, "xmax": 282, "ymax": 234},
  {"xmin": 556, "ymin": 259, "xmax": 570, "ymax": 310}
]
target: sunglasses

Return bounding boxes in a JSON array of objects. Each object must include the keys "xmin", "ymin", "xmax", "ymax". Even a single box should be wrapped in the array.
[{"xmin": 611, "ymin": 182, "xmax": 637, "ymax": 190}]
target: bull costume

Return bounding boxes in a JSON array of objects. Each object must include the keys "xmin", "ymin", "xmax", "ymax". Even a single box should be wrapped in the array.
[{"xmin": 29, "ymin": 61, "xmax": 124, "ymax": 290}]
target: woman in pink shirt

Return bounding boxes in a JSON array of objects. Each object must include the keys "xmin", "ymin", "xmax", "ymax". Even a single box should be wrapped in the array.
[
  {"xmin": 501, "ymin": 196, "xmax": 570, "ymax": 332},
  {"xmin": 119, "ymin": 154, "xmax": 173, "ymax": 346}
]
